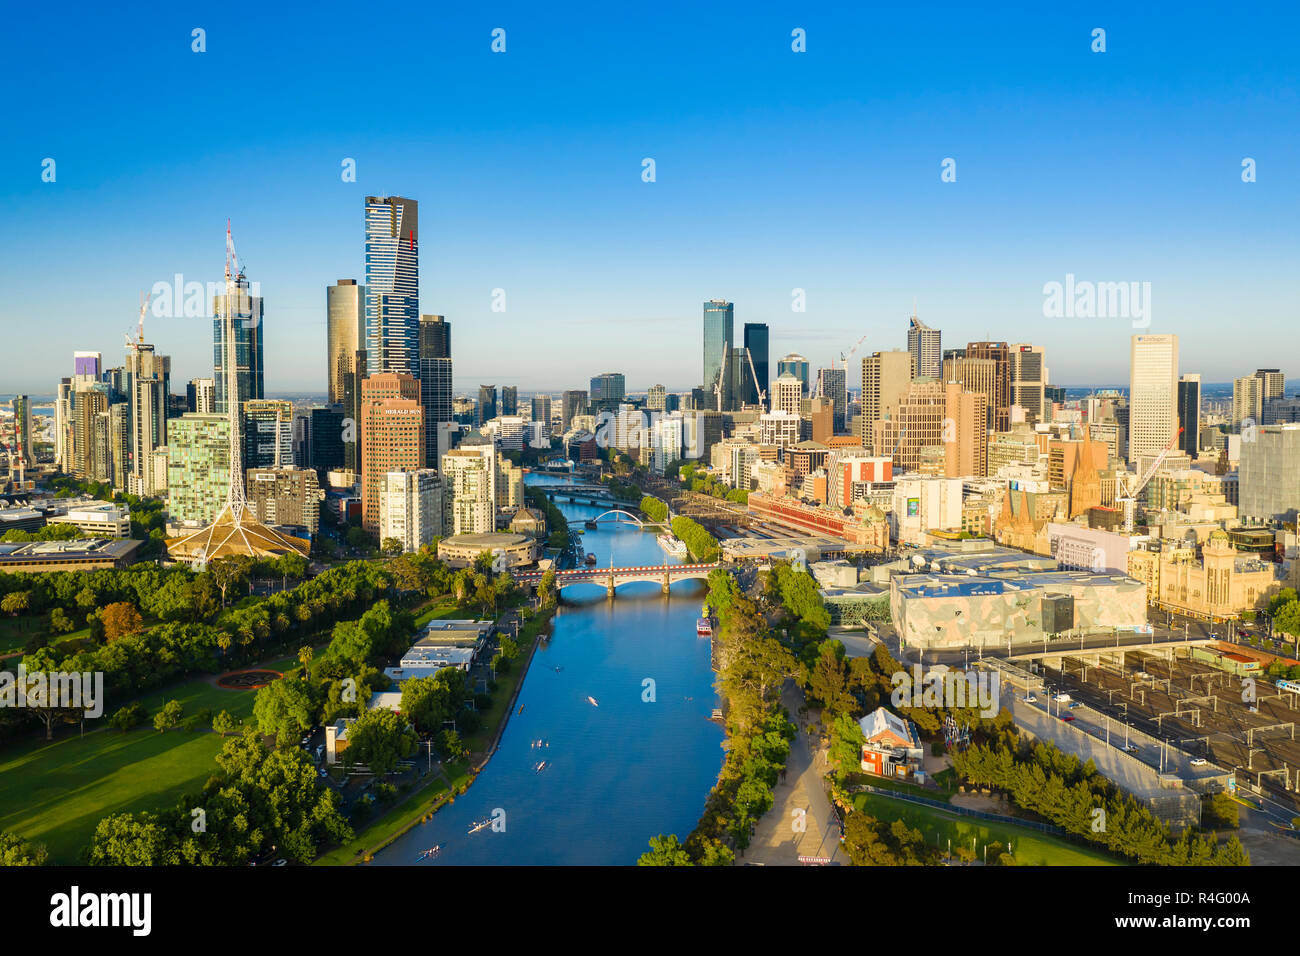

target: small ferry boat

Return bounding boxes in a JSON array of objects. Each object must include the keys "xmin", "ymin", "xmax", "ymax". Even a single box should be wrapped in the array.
[
  {"xmin": 696, "ymin": 617, "xmax": 714, "ymax": 638},
  {"xmin": 468, "ymin": 819, "xmax": 491, "ymax": 835},
  {"xmin": 584, "ymin": 553, "xmax": 597, "ymax": 565},
  {"xmin": 657, "ymin": 534, "xmax": 688, "ymax": 557}
]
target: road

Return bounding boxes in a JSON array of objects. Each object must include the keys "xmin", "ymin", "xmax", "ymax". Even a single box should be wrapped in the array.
[{"xmin": 745, "ymin": 680, "xmax": 844, "ymax": 865}]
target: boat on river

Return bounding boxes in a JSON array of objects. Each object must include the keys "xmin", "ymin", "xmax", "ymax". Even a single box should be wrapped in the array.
[
  {"xmin": 585, "ymin": 553, "xmax": 597, "ymax": 565},
  {"xmin": 696, "ymin": 617, "xmax": 714, "ymax": 638},
  {"xmin": 657, "ymin": 534, "xmax": 688, "ymax": 557},
  {"xmin": 468, "ymin": 819, "xmax": 492, "ymax": 835},
  {"xmin": 587, "ymin": 695, "xmax": 599, "ymax": 707},
  {"xmin": 416, "ymin": 845, "xmax": 441, "ymax": 861}
]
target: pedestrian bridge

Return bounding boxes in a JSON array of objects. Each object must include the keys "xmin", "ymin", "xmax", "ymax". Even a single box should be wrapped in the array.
[
  {"xmin": 587, "ymin": 510, "xmax": 645, "ymax": 527},
  {"xmin": 514, "ymin": 562, "xmax": 720, "ymax": 596}
]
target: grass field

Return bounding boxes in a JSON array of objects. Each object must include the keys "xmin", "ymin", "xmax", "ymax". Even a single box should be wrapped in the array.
[
  {"xmin": 852, "ymin": 791, "xmax": 1120, "ymax": 866},
  {"xmin": 0, "ymin": 652, "xmax": 299, "ymax": 864}
]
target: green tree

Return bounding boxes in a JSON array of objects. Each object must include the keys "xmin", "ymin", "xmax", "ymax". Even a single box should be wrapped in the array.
[
  {"xmin": 0, "ymin": 830, "xmax": 48, "ymax": 866},
  {"xmin": 108, "ymin": 701, "xmax": 148, "ymax": 732},
  {"xmin": 212, "ymin": 710, "xmax": 240, "ymax": 736},
  {"xmin": 344, "ymin": 708, "xmax": 417, "ymax": 776},
  {"xmin": 637, "ymin": 833, "xmax": 693, "ymax": 866},
  {"xmin": 153, "ymin": 699, "xmax": 183, "ymax": 732},
  {"xmin": 253, "ymin": 678, "xmax": 317, "ymax": 747}
]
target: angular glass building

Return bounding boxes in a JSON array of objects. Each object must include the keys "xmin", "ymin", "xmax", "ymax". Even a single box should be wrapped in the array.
[
  {"xmin": 212, "ymin": 273, "xmax": 264, "ymax": 415},
  {"xmin": 702, "ymin": 299, "xmax": 734, "ymax": 395}
]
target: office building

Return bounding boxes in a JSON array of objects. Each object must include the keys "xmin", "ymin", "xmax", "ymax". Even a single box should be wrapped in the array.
[
  {"xmin": 1129, "ymin": 334, "xmax": 1179, "ymax": 462},
  {"xmin": 1256, "ymin": 368, "xmax": 1285, "ymax": 402},
  {"xmin": 327, "ymin": 279, "xmax": 365, "ymax": 406},
  {"xmin": 859, "ymin": 350, "xmax": 913, "ymax": 453},
  {"xmin": 1239, "ymin": 424, "xmax": 1300, "ymax": 524},
  {"xmin": 212, "ymin": 270, "xmax": 264, "ymax": 415},
  {"xmin": 703, "ymin": 299, "xmax": 734, "ymax": 399},
  {"xmin": 1177, "ymin": 374, "xmax": 1200, "ymax": 457},
  {"xmin": 907, "ymin": 314, "xmax": 941, "ymax": 380},
  {"xmin": 343, "ymin": 348, "xmax": 367, "ymax": 474},
  {"xmin": 531, "ymin": 394, "xmax": 553, "ymax": 428},
  {"xmin": 816, "ymin": 367, "xmax": 847, "ymax": 433},
  {"xmin": 1009, "ymin": 344, "xmax": 1047, "ymax": 421},
  {"xmin": 501, "ymin": 386, "xmax": 518, "ymax": 417},
  {"xmin": 942, "ymin": 355, "xmax": 998, "ymax": 431},
  {"xmin": 773, "ymin": 373, "xmax": 803, "ymax": 418},
  {"xmin": 966, "ymin": 342, "xmax": 1012, "ymax": 432},
  {"xmin": 777, "ymin": 353, "xmax": 810, "ymax": 395},
  {"xmin": 363, "ymin": 195, "xmax": 420, "ymax": 378},
  {"xmin": 360, "ymin": 373, "xmax": 424, "ymax": 536},
  {"xmin": 311, "ymin": 406, "xmax": 345, "ymax": 471},
  {"xmin": 187, "ymin": 377, "xmax": 215, "ymax": 414},
  {"xmin": 418, "ymin": 314, "xmax": 452, "ymax": 465},
  {"xmin": 562, "ymin": 390, "xmax": 588, "ymax": 430},
  {"xmin": 247, "ymin": 466, "xmax": 324, "ymax": 535},
  {"xmin": 646, "ymin": 385, "xmax": 666, "ymax": 412},
  {"xmin": 944, "ymin": 382, "xmax": 988, "ymax": 478},
  {"xmin": 590, "ymin": 373, "xmax": 626, "ymax": 413},
  {"xmin": 477, "ymin": 385, "xmax": 497, "ymax": 426},
  {"xmin": 743, "ymin": 322, "xmax": 769, "ymax": 408}
]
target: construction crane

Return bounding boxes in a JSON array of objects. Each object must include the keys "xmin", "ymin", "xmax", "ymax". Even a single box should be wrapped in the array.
[
  {"xmin": 713, "ymin": 341, "xmax": 729, "ymax": 412},
  {"xmin": 744, "ymin": 347, "xmax": 766, "ymax": 410},
  {"xmin": 836, "ymin": 333, "xmax": 868, "ymax": 369},
  {"xmin": 125, "ymin": 291, "xmax": 152, "ymax": 352},
  {"xmin": 1115, "ymin": 428, "xmax": 1183, "ymax": 533}
]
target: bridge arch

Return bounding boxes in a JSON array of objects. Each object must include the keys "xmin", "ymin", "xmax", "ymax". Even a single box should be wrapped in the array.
[{"xmin": 588, "ymin": 510, "xmax": 644, "ymax": 527}]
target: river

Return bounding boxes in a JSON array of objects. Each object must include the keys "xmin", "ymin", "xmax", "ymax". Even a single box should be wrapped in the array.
[{"xmin": 371, "ymin": 473, "xmax": 724, "ymax": 865}]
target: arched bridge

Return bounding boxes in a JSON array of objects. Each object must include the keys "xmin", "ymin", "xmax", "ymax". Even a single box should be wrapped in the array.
[
  {"xmin": 514, "ymin": 562, "xmax": 720, "ymax": 596},
  {"xmin": 587, "ymin": 510, "xmax": 645, "ymax": 527}
]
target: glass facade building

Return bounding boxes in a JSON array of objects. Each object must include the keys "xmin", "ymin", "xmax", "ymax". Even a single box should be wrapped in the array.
[
  {"xmin": 364, "ymin": 195, "xmax": 420, "ymax": 378},
  {"xmin": 703, "ymin": 299, "xmax": 734, "ymax": 396},
  {"xmin": 212, "ymin": 273, "xmax": 264, "ymax": 415}
]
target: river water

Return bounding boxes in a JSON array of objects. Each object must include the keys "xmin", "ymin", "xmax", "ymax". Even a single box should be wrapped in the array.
[{"xmin": 371, "ymin": 473, "xmax": 723, "ymax": 865}]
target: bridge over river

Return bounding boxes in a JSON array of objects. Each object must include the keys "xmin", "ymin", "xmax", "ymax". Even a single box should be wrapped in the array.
[{"xmin": 514, "ymin": 562, "xmax": 720, "ymax": 596}]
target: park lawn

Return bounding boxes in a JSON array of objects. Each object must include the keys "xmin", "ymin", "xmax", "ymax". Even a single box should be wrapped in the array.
[
  {"xmin": 852, "ymin": 791, "xmax": 1121, "ymax": 866},
  {"xmin": 412, "ymin": 600, "xmax": 459, "ymax": 629},
  {"xmin": 0, "ymin": 620, "xmax": 92, "ymax": 657},
  {"xmin": 0, "ymin": 663, "xmax": 284, "ymax": 865}
]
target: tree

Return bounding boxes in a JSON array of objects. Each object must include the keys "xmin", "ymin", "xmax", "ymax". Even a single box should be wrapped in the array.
[
  {"xmin": 253, "ymin": 678, "xmax": 316, "ymax": 746},
  {"xmin": 212, "ymin": 710, "xmax": 239, "ymax": 736},
  {"xmin": 1, "ymin": 591, "xmax": 30, "ymax": 619},
  {"xmin": 637, "ymin": 833, "xmax": 693, "ymax": 866},
  {"xmin": 153, "ymin": 699, "xmax": 183, "ymax": 732},
  {"xmin": 0, "ymin": 831, "xmax": 48, "ymax": 866},
  {"xmin": 297, "ymin": 645, "xmax": 314, "ymax": 679},
  {"xmin": 86, "ymin": 812, "xmax": 179, "ymax": 866},
  {"xmin": 438, "ymin": 728, "xmax": 467, "ymax": 761},
  {"xmin": 109, "ymin": 702, "xmax": 148, "ymax": 732},
  {"xmin": 1273, "ymin": 600, "xmax": 1300, "ymax": 642},
  {"xmin": 344, "ymin": 708, "xmax": 417, "ymax": 776},
  {"xmin": 381, "ymin": 537, "xmax": 404, "ymax": 557},
  {"xmin": 101, "ymin": 601, "xmax": 144, "ymax": 642},
  {"xmin": 48, "ymin": 607, "xmax": 75, "ymax": 634}
]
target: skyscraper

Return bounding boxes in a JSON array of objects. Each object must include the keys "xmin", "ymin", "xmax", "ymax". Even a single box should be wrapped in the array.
[
  {"xmin": 360, "ymin": 372, "xmax": 424, "ymax": 535},
  {"xmin": 55, "ymin": 379, "xmax": 73, "ymax": 471},
  {"xmin": 743, "ymin": 322, "xmax": 769, "ymax": 408},
  {"xmin": 907, "ymin": 314, "xmax": 941, "ymax": 379},
  {"xmin": 501, "ymin": 386, "xmax": 518, "ymax": 416},
  {"xmin": 1010, "ymin": 343, "xmax": 1048, "ymax": 421},
  {"xmin": 212, "ymin": 271, "xmax": 264, "ymax": 415},
  {"xmin": 8, "ymin": 395, "xmax": 33, "ymax": 479},
  {"xmin": 859, "ymin": 350, "xmax": 913, "ymax": 452},
  {"xmin": 1232, "ymin": 374, "xmax": 1263, "ymax": 425},
  {"xmin": 816, "ymin": 367, "xmax": 847, "ymax": 433},
  {"xmin": 379, "ymin": 469, "xmax": 444, "ymax": 551},
  {"xmin": 418, "ymin": 314, "xmax": 453, "ymax": 466},
  {"xmin": 187, "ymin": 377, "xmax": 215, "ymax": 414},
  {"xmin": 702, "ymin": 299, "xmax": 734, "ymax": 397},
  {"xmin": 942, "ymin": 355, "xmax": 998, "ymax": 431},
  {"xmin": 562, "ymin": 390, "xmax": 588, "ymax": 429},
  {"xmin": 773, "ymin": 373, "xmax": 803, "ymax": 418},
  {"xmin": 364, "ymin": 195, "xmax": 419, "ymax": 378},
  {"xmin": 73, "ymin": 386, "xmax": 109, "ymax": 480},
  {"xmin": 1256, "ymin": 368, "xmax": 1285, "ymax": 401},
  {"xmin": 478, "ymin": 385, "xmax": 498, "ymax": 425},
  {"xmin": 532, "ymin": 393, "xmax": 553, "ymax": 426},
  {"xmin": 776, "ymin": 354, "xmax": 811, "ymax": 396},
  {"xmin": 1177, "ymin": 374, "xmax": 1201, "ymax": 457},
  {"xmin": 243, "ymin": 399, "xmax": 295, "ymax": 469},
  {"xmin": 327, "ymin": 279, "xmax": 365, "ymax": 405},
  {"xmin": 73, "ymin": 352, "xmax": 101, "ymax": 391},
  {"xmin": 165, "ymin": 413, "xmax": 230, "ymax": 523},
  {"xmin": 966, "ymin": 342, "xmax": 1012, "ymax": 432},
  {"xmin": 590, "ymin": 373, "xmax": 625, "ymax": 412},
  {"xmin": 1129, "ymin": 333, "xmax": 1179, "ymax": 462},
  {"xmin": 125, "ymin": 342, "xmax": 170, "ymax": 496}
]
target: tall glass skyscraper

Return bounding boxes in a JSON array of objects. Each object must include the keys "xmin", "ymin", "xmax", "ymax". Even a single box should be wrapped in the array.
[
  {"xmin": 702, "ymin": 299, "xmax": 734, "ymax": 394},
  {"xmin": 776, "ymin": 353, "xmax": 810, "ymax": 395},
  {"xmin": 590, "ymin": 373, "xmax": 626, "ymax": 412},
  {"xmin": 364, "ymin": 196, "xmax": 420, "ymax": 378},
  {"xmin": 419, "ymin": 314, "xmax": 453, "ymax": 465},
  {"xmin": 327, "ymin": 279, "xmax": 364, "ymax": 405},
  {"xmin": 743, "ymin": 322, "xmax": 769, "ymax": 407},
  {"xmin": 212, "ymin": 272, "xmax": 264, "ymax": 415}
]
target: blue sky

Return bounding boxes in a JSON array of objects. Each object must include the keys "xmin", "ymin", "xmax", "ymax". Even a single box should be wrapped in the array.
[{"xmin": 3, "ymin": 1, "xmax": 1297, "ymax": 395}]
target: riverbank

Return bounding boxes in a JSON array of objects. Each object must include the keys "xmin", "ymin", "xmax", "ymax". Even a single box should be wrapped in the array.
[{"xmin": 315, "ymin": 601, "xmax": 557, "ymax": 865}]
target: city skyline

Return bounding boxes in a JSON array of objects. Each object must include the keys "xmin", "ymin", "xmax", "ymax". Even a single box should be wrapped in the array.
[{"xmin": 4, "ymin": 6, "xmax": 1298, "ymax": 393}]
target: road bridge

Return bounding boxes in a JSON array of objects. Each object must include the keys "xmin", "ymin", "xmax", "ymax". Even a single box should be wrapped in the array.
[{"xmin": 514, "ymin": 562, "xmax": 720, "ymax": 597}]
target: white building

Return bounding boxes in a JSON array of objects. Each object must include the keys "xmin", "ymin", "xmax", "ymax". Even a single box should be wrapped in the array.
[
  {"xmin": 1129, "ymin": 334, "xmax": 1179, "ymax": 463},
  {"xmin": 891, "ymin": 476, "xmax": 963, "ymax": 546},
  {"xmin": 46, "ymin": 500, "xmax": 131, "ymax": 538},
  {"xmin": 759, "ymin": 410, "xmax": 801, "ymax": 450},
  {"xmin": 645, "ymin": 413, "xmax": 683, "ymax": 473},
  {"xmin": 379, "ymin": 468, "xmax": 444, "ymax": 552},
  {"xmin": 442, "ymin": 450, "xmax": 494, "ymax": 535}
]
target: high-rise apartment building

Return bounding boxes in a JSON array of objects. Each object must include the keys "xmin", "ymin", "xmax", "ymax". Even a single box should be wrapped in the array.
[
  {"xmin": 166, "ymin": 413, "xmax": 231, "ymax": 524},
  {"xmin": 243, "ymin": 399, "xmax": 295, "ymax": 469},
  {"xmin": 1129, "ymin": 334, "xmax": 1179, "ymax": 462},
  {"xmin": 442, "ymin": 449, "xmax": 494, "ymax": 534},
  {"xmin": 212, "ymin": 272, "xmax": 264, "ymax": 415},
  {"xmin": 907, "ymin": 314, "xmax": 941, "ymax": 380},
  {"xmin": 125, "ymin": 344, "xmax": 170, "ymax": 496},
  {"xmin": 55, "ymin": 379, "xmax": 73, "ymax": 471},
  {"xmin": 73, "ymin": 387, "xmax": 109, "ymax": 480},
  {"xmin": 776, "ymin": 353, "xmax": 810, "ymax": 395},
  {"xmin": 1010, "ymin": 344, "xmax": 1048, "ymax": 421},
  {"xmin": 8, "ymin": 395, "xmax": 33, "ymax": 474},
  {"xmin": 247, "ymin": 467, "xmax": 323, "ymax": 535},
  {"xmin": 418, "ymin": 314, "xmax": 453, "ymax": 465},
  {"xmin": 816, "ymin": 367, "xmax": 847, "ymax": 433},
  {"xmin": 944, "ymin": 382, "xmax": 988, "ymax": 478},
  {"xmin": 187, "ymin": 377, "xmax": 215, "ymax": 414},
  {"xmin": 562, "ymin": 390, "xmax": 588, "ymax": 430},
  {"xmin": 1177, "ymin": 374, "xmax": 1201, "ymax": 457},
  {"xmin": 1256, "ymin": 368, "xmax": 1285, "ymax": 401},
  {"xmin": 646, "ymin": 384, "xmax": 667, "ymax": 412},
  {"xmin": 360, "ymin": 373, "xmax": 424, "ymax": 535},
  {"xmin": 743, "ymin": 322, "xmax": 769, "ymax": 408},
  {"xmin": 703, "ymin": 299, "xmax": 734, "ymax": 398},
  {"xmin": 859, "ymin": 350, "xmax": 913, "ymax": 452},
  {"xmin": 364, "ymin": 196, "xmax": 419, "ymax": 378},
  {"xmin": 379, "ymin": 469, "xmax": 444, "ymax": 551},
  {"xmin": 773, "ymin": 373, "xmax": 803, "ymax": 418},
  {"xmin": 327, "ymin": 280, "xmax": 365, "ymax": 405},
  {"xmin": 531, "ymin": 393, "xmax": 553, "ymax": 427},
  {"xmin": 73, "ymin": 352, "xmax": 101, "ymax": 391},
  {"xmin": 966, "ymin": 342, "xmax": 1012, "ymax": 432}
]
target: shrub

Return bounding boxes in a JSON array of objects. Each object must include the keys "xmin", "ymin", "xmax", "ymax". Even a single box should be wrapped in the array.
[{"xmin": 108, "ymin": 701, "xmax": 147, "ymax": 732}]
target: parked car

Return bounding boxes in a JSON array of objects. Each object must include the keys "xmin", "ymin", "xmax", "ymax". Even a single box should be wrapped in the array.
[
  {"xmin": 1190, "ymin": 757, "xmax": 1208, "ymax": 767},
  {"xmin": 1121, "ymin": 744, "xmax": 1139, "ymax": 754},
  {"xmin": 1068, "ymin": 701, "xmax": 1083, "ymax": 709},
  {"xmin": 1061, "ymin": 714, "xmax": 1076, "ymax": 722},
  {"xmin": 1052, "ymin": 693, "xmax": 1071, "ymax": 703},
  {"xmin": 1023, "ymin": 694, "xmax": 1037, "ymax": 703}
]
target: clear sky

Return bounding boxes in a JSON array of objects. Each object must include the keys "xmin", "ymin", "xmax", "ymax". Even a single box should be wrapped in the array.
[{"xmin": 3, "ymin": 1, "xmax": 1297, "ymax": 396}]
